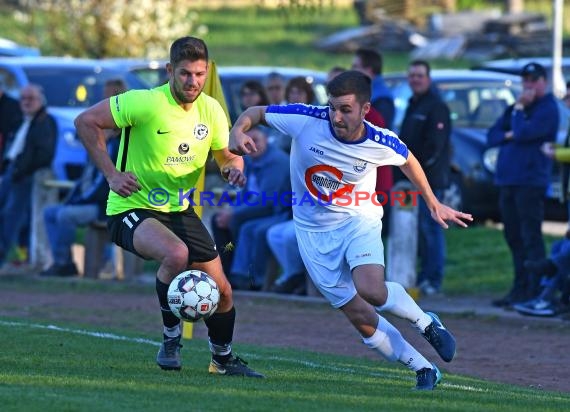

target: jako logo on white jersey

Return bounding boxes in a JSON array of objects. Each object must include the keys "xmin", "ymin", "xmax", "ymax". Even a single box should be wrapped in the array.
[{"xmin": 309, "ymin": 146, "xmax": 324, "ymax": 155}]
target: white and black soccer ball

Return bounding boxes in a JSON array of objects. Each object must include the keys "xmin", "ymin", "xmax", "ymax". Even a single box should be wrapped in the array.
[{"xmin": 167, "ymin": 270, "xmax": 220, "ymax": 322}]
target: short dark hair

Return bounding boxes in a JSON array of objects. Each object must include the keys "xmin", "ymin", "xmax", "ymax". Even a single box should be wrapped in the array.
[
  {"xmin": 169, "ymin": 36, "xmax": 208, "ymax": 67},
  {"xmin": 409, "ymin": 59, "xmax": 431, "ymax": 76},
  {"xmin": 355, "ymin": 48, "xmax": 383, "ymax": 75},
  {"xmin": 326, "ymin": 70, "xmax": 371, "ymax": 104}
]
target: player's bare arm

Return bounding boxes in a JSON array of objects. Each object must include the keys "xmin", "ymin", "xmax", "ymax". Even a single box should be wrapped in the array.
[
  {"xmin": 212, "ymin": 148, "xmax": 246, "ymax": 188},
  {"xmin": 399, "ymin": 153, "xmax": 473, "ymax": 228},
  {"xmin": 75, "ymin": 99, "xmax": 141, "ymax": 198},
  {"xmin": 229, "ymin": 106, "xmax": 268, "ymax": 155}
]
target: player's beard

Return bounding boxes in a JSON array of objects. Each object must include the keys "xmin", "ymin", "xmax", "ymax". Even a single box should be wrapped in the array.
[
  {"xmin": 172, "ymin": 80, "xmax": 203, "ymax": 104},
  {"xmin": 333, "ymin": 122, "xmax": 364, "ymax": 141}
]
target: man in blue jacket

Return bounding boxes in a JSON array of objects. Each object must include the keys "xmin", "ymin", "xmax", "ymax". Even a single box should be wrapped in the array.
[{"xmin": 487, "ymin": 62, "xmax": 559, "ymax": 307}]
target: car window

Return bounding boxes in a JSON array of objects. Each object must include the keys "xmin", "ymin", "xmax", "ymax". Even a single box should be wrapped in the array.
[
  {"xmin": 23, "ymin": 67, "xmax": 106, "ymax": 107},
  {"xmin": 388, "ymin": 78, "xmax": 521, "ymax": 130},
  {"xmin": 129, "ymin": 67, "xmax": 167, "ymax": 88},
  {"xmin": 438, "ymin": 82, "xmax": 519, "ymax": 128},
  {"xmin": 21, "ymin": 66, "xmax": 140, "ymax": 108}
]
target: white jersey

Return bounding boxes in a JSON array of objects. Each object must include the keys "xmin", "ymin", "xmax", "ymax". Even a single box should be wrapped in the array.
[{"xmin": 265, "ymin": 104, "xmax": 409, "ymax": 231}]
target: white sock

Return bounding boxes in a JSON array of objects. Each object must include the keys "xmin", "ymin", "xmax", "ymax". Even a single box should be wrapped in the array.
[
  {"xmin": 376, "ymin": 282, "xmax": 432, "ymax": 332},
  {"xmin": 163, "ymin": 324, "xmax": 181, "ymax": 338},
  {"xmin": 362, "ymin": 315, "xmax": 432, "ymax": 372}
]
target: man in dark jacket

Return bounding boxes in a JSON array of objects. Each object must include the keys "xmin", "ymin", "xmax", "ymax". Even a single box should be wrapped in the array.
[
  {"xmin": 0, "ymin": 84, "xmax": 57, "ymax": 266},
  {"xmin": 487, "ymin": 62, "xmax": 559, "ymax": 307},
  {"xmin": 396, "ymin": 60, "xmax": 451, "ymax": 296}
]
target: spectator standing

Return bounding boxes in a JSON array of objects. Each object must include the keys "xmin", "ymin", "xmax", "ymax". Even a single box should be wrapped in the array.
[
  {"xmin": 264, "ymin": 72, "xmax": 286, "ymax": 105},
  {"xmin": 40, "ymin": 79, "xmax": 126, "ymax": 277},
  {"xmin": 395, "ymin": 60, "xmax": 451, "ymax": 296},
  {"xmin": 211, "ymin": 126, "xmax": 290, "ymax": 290},
  {"xmin": 487, "ymin": 62, "xmax": 559, "ymax": 307},
  {"xmin": 351, "ymin": 48, "xmax": 395, "ymax": 128},
  {"xmin": 511, "ymin": 141, "xmax": 570, "ymax": 316},
  {"xmin": 0, "ymin": 84, "xmax": 57, "ymax": 267}
]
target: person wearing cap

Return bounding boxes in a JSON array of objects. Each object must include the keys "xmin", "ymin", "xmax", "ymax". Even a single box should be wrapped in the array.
[{"xmin": 487, "ymin": 62, "xmax": 560, "ymax": 308}]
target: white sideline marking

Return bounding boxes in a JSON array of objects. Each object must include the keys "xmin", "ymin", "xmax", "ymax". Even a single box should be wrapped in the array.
[
  {"xmin": 0, "ymin": 320, "xmax": 161, "ymax": 347},
  {"xmin": 0, "ymin": 320, "xmax": 488, "ymax": 393}
]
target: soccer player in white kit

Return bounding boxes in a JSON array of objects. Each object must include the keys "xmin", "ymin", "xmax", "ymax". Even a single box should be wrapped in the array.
[{"xmin": 229, "ymin": 70, "xmax": 472, "ymax": 390}]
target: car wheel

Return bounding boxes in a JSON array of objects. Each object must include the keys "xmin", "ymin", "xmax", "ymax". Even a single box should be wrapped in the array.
[{"xmin": 442, "ymin": 172, "xmax": 463, "ymax": 212}]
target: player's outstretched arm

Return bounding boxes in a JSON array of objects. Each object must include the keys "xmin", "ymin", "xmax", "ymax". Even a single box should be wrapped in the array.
[
  {"xmin": 229, "ymin": 106, "xmax": 268, "ymax": 155},
  {"xmin": 399, "ymin": 153, "xmax": 473, "ymax": 229}
]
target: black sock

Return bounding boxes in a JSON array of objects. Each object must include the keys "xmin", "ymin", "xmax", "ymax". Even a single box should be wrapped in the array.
[
  {"xmin": 156, "ymin": 278, "xmax": 181, "ymax": 329},
  {"xmin": 204, "ymin": 306, "xmax": 236, "ymax": 364}
]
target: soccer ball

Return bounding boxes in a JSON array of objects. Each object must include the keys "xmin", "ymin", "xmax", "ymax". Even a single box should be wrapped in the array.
[{"xmin": 167, "ymin": 270, "xmax": 220, "ymax": 322}]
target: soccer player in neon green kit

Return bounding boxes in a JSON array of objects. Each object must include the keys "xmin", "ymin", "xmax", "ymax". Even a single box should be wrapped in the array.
[{"xmin": 74, "ymin": 36, "xmax": 263, "ymax": 377}]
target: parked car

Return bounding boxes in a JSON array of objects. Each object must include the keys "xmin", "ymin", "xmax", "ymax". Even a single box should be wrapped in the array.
[
  {"xmin": 472, "ymin": 57, "xmax": 570, "ymax": 85},
  {"xmin": 0, "ymin": 57, "xmax": 150, "ymax": 180}
]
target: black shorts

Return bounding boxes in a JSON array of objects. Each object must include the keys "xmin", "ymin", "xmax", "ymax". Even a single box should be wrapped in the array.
[{"xmin": 107, "ymin": 208, "xmax": 218, "ymax": 264}]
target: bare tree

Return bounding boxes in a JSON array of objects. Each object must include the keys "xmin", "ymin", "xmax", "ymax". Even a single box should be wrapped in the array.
[{"xmin": 15, "ymin": 0, "xmax": 199, "ymax": 58}]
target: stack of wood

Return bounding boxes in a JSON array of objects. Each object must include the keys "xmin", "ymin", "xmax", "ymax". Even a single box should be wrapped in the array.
[{"xmin": 318, "ymin": 5, "xmax": 557, "ymax": 61}]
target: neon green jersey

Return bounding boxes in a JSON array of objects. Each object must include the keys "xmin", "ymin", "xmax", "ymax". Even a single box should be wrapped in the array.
[{"xmin": 107, "ymin": 83, "xmax": 228, "ymax": 215}]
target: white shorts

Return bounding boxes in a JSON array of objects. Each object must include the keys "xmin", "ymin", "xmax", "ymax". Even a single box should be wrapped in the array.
[{"xmin": 295, "ymin": 216, "xmax": 384, "ymax": 308}]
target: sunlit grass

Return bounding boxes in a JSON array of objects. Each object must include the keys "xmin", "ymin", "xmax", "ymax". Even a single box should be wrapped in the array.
[{"xmin": 0, "ymin": 320, "xmax": 568, "ymax": 412}]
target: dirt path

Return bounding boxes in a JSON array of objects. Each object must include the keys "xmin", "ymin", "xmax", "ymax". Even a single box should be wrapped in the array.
[{"xmin": 1, "ymin": 287, "xmax": 568, "ymax": 393}]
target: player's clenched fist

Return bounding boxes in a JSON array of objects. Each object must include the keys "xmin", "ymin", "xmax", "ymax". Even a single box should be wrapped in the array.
[
  {"xmin": 229, "ymin": 130, "xmax": 257, "ymax": 156},
  {"xmin": 108, "ymin": 171, "xmax": 142, "ymax": 197}
]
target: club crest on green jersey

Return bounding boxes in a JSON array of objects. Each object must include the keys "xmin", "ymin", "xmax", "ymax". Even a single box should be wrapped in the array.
[{"xmin": 194, "ymin": 123, "xmax": 208, "ymax": 140}]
